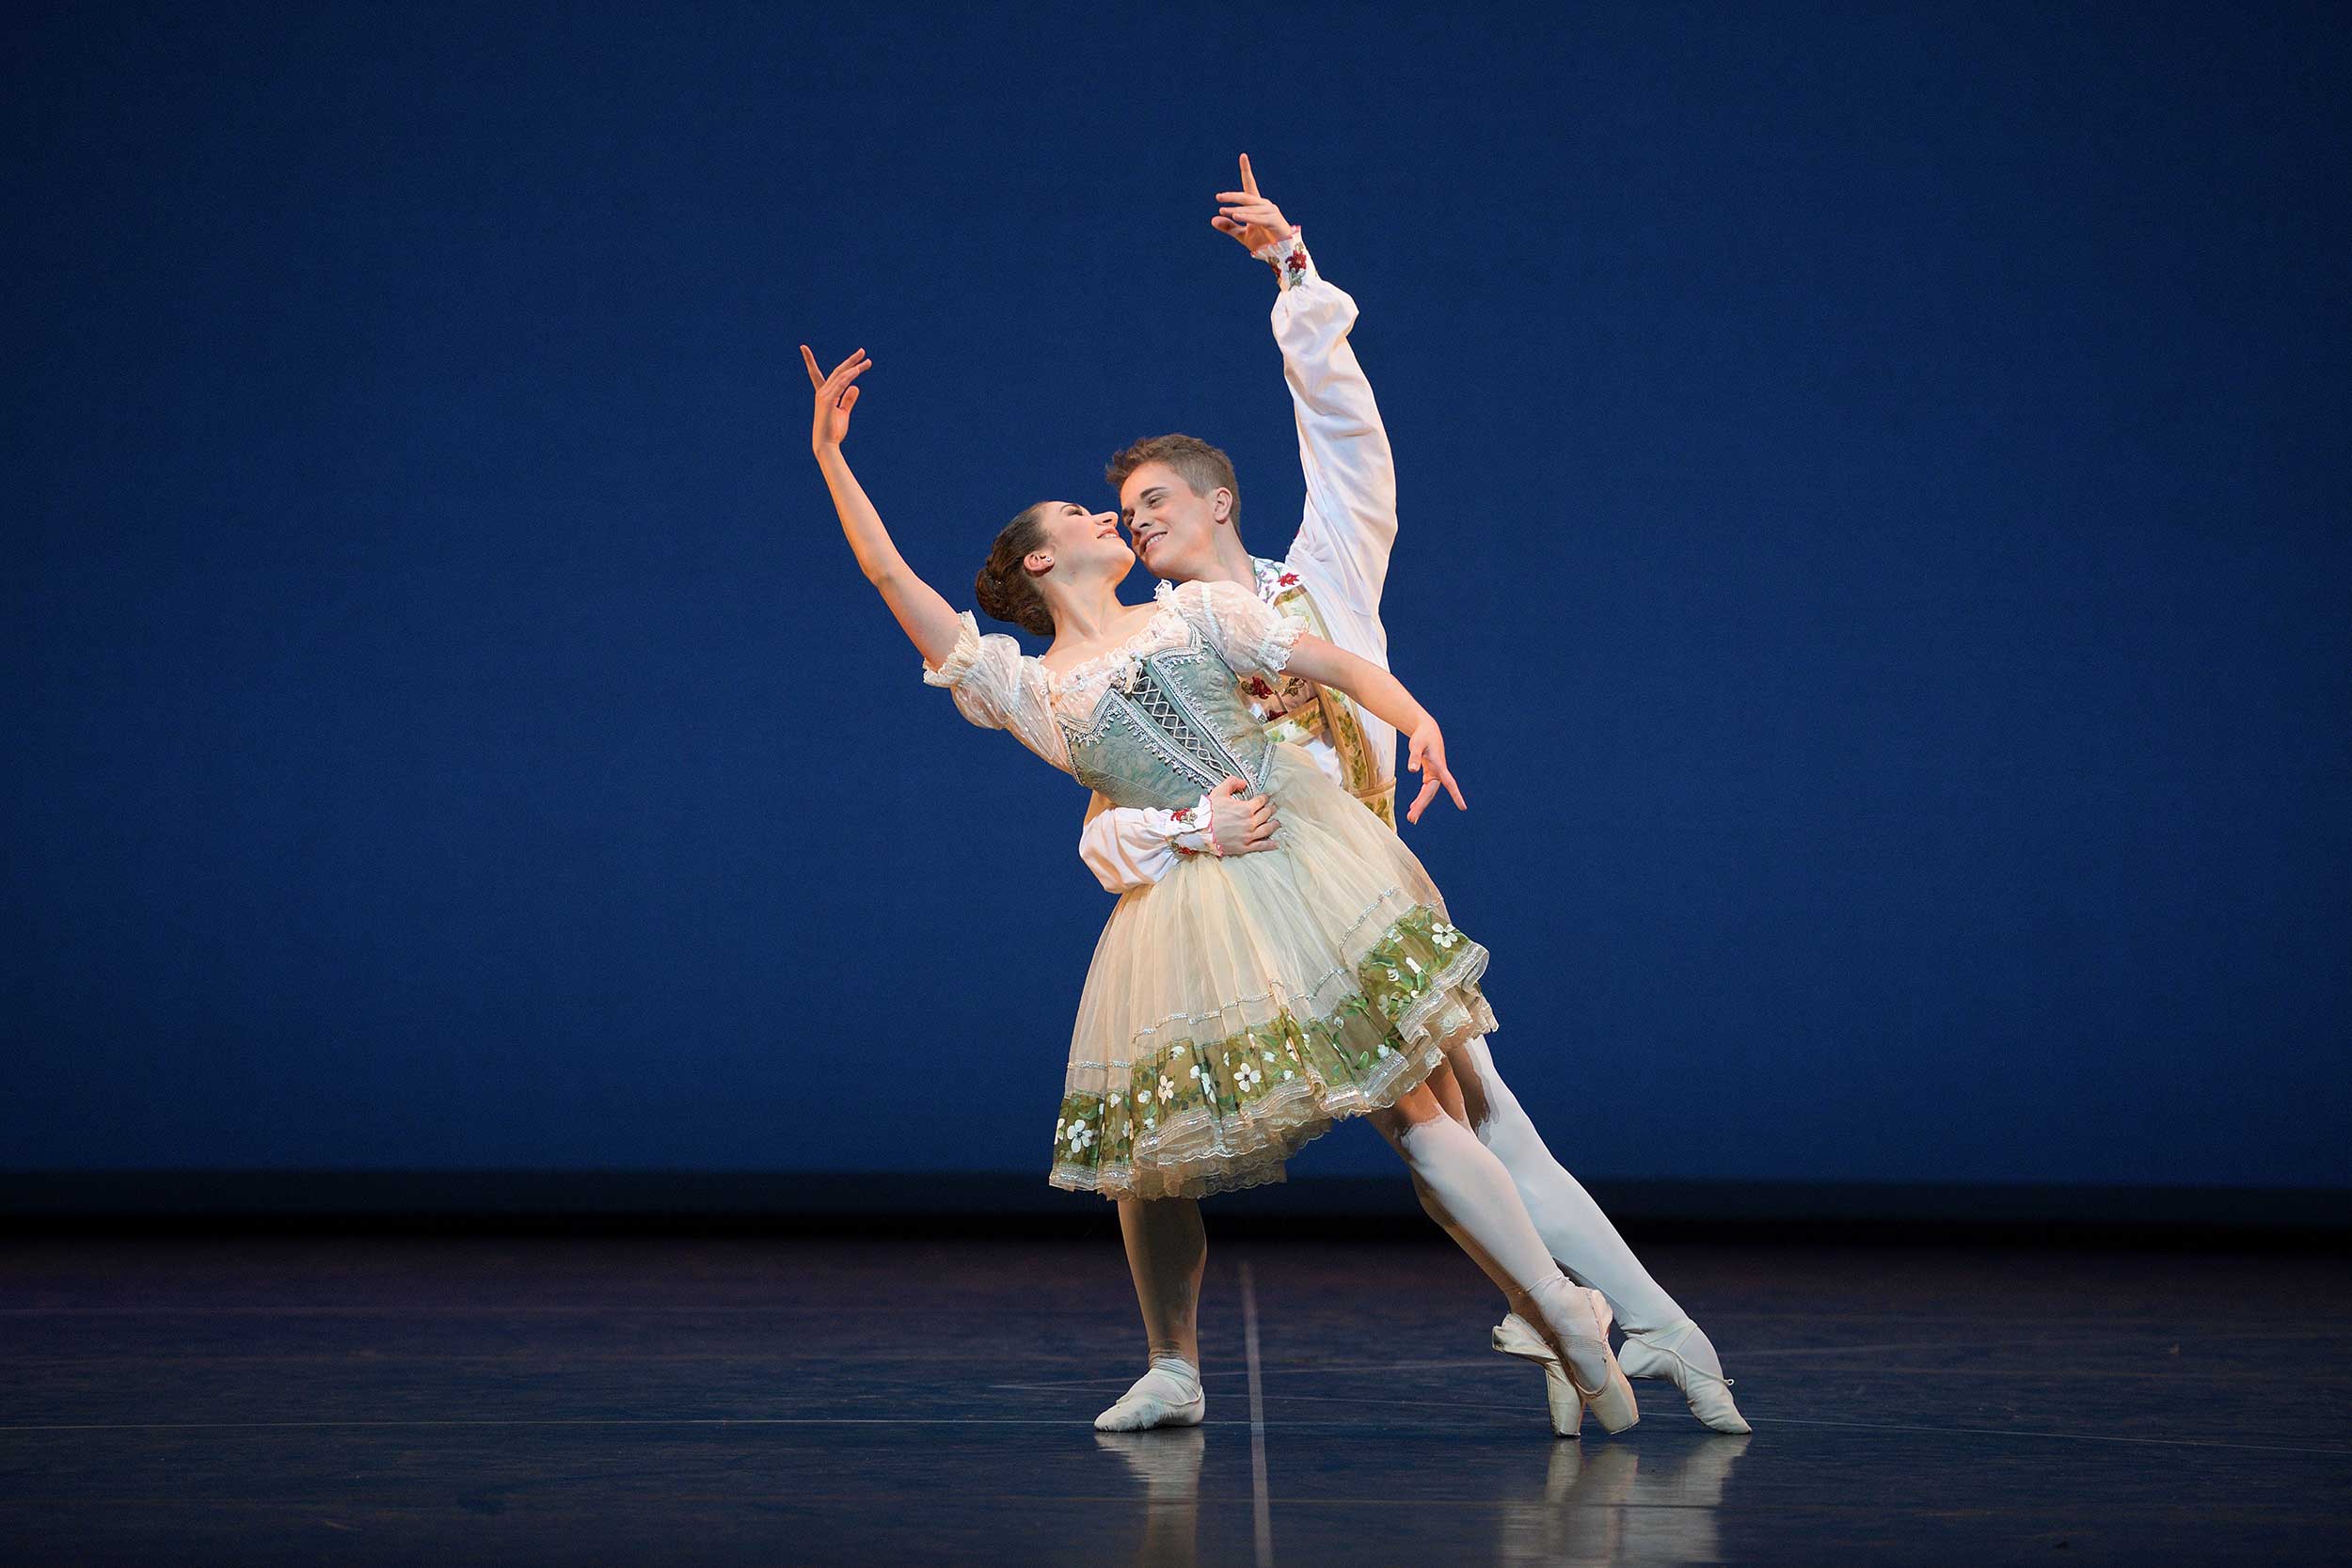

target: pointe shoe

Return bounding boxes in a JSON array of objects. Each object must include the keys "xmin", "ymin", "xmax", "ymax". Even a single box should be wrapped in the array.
[
  {"xmin": 1508, "ymin": 1277, "xmax": 1639, "ymax": 1435},
  {"xmin": 1491, "ymin": 1309, "xmax": 1582, "ymax": 1437},
  {"xmin": 1616, "ymin": 1318, "xmax": 1751, "ymax": 1434},
  {"xmin": 1492, "ymin": 1285, "xmax": 1618, "ymax": 1439}
]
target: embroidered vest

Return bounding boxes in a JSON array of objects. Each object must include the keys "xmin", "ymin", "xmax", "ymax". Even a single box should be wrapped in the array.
[{"xmin": 1252, "ymin": 562, "xmax": 1396, "ymax": 827}]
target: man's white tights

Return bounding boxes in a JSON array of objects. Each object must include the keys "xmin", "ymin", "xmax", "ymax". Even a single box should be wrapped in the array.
[{"xmin": 1434, "ymin": 1037, "xmax": 1687, "ymax": 1335}]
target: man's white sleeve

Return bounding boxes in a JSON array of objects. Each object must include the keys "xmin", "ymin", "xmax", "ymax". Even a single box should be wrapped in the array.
[
  {"xmin": 1260, "ymin": 228, "xmax": 1397, "ymax": 620},
  {"xmin": 1077, "ymin": 790, "xmax": 1215, "ymax": 895}
]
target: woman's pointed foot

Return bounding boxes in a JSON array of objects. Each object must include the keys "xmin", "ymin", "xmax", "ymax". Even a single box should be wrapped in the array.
[
  {"xmin": 1616, "ymin": 1319, "xmax": 1750, "ymax": 1434},
  {"xmin": 1491, "ymin": 1310, "xmax": 1582, "ymax": 1437},
  {"xmin": 1093, "ymin": 1355, "xmax": 1206, "ymax": 1432},
  {"xmin": 1509, "ymin": 1276, "xmax": 1639, "ymax": 1434}
]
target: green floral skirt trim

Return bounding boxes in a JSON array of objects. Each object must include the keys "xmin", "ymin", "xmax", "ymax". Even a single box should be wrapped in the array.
[{"xmin": 1047, "ymin": 905, "xmax": 1495, "ymax": 1201}]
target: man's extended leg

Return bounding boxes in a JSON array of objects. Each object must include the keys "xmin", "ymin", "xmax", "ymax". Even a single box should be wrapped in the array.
[
  {"xmin": 1438, "ymin": 1037, "xmax": 1749, "ymax": 1433},
  {"xmin": 1432, "ymin": 1041, "xmax": 1685, "ymax": 1332},
  {"xmin": 1368, "ymin": 1083, "xmax": 1637, "ymax": 1433}
]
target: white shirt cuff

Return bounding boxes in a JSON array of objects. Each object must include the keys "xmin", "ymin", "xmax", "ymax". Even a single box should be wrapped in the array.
[
  {"xmin": 1252, "ymin": 226, "xmax": 1317, "ymax": 292},
  {"xmin": 1167, "ymin": 791, "xmax": 1216, "ymax": 857}
]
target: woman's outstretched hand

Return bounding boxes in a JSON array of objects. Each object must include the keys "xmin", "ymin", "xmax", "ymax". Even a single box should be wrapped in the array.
[
  {"xmin": 802, "ymin": 343, "xmax": 870, "ymax": 454},
  {"xmin": 1405, "ymin": 719, "xmax": 1468, "ymax": 825},
  {"xmin": 1211, "ymin": 152, "xmax": 1293, "ymax": 253},
  {"xmin": 799, "ymin": 340, "xmax": 962, "ymax": 668},
  {"xmin": 1275, "ymin": 633, "xmax": 1460, "ymax": 824}
]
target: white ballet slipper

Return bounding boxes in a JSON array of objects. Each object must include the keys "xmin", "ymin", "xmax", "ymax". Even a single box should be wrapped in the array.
[
  {"xmin": 1093, "ymin": 1355, "xmax": 1205, "ymax": 1432},
  {"xmin": 1615, "ymin": 1318, "xmax": 1751, "ymax": 1434}
]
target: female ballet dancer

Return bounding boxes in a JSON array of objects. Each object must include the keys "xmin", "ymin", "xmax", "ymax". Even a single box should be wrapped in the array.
[{"xmin": 803, "ymin": 341, "xmax": 1639, "ymax": 1438}]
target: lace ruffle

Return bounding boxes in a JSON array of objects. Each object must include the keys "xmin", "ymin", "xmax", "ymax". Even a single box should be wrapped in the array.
[
  {"xmin": 920, "ymin": 610, "xmax": 985, "ymax": 689},
  {"xmin": 1157, "ymin": 578, "xmax": 1307, "ymax": 678},
  {"xmin": 1039, "ymin": 602, "xmax": 1192, "ymax": 718}
]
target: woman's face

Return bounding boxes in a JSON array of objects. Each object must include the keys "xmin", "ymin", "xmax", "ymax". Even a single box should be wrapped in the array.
[{"xmin": 1032, "ymin": 501, "xmax": 1134, "ymax": 578}]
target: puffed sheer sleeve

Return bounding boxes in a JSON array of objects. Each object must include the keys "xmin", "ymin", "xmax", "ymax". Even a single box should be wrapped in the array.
[
  {"xmin": 1160, "ymin": 579, "xmax": 1307, "ymax": 678},
  {"xmin": 921, "ymin": 610, "xmax": 1071, "ymax": 773}
]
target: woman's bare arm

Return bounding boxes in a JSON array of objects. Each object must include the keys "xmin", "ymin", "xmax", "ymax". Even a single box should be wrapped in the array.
[
  {"xmin": 1282, "ymin": 633, "xmax": 1467, "ymax": 824},
  {"xmin": 803, "ymin": 344, "xmax": 963, "ymax": 669}
]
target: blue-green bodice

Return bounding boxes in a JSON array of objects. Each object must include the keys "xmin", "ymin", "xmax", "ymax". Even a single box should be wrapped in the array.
[{"xmin": 1060, "ymin": 631, "xmax": 1275, "ymax": 811}]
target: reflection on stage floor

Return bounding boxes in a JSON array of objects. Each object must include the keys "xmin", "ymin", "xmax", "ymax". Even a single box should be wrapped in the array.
[{"xmin": 4, "ymin": 1235, "xmax": 2346, "ymax": 1564}]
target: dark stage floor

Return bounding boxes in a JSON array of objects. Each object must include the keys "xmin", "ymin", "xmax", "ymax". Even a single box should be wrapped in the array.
[{"xmin": 3, "ymin": 1234, "xmax": 2347, "ymax": 1565}]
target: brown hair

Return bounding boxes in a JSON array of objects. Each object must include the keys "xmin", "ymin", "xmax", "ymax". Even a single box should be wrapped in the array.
[
  {"xmin": 1105, "ymin": 434, "xmax": 1241, "ymax": 535},
  {"xmin": 974, "ymin": 503, "xmax": 1057, "ymax": 637}
]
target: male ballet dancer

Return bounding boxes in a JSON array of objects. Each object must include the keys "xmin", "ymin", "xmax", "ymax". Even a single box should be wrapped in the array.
[{"xmin": 1084, "ymin": 158, "xmax": 1748, "ymax": 1436}]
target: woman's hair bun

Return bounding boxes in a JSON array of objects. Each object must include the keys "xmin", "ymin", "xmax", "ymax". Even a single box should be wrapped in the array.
[{"xmin": 976, "ymin": 503, "xmax": 1057, "ymax": 637}]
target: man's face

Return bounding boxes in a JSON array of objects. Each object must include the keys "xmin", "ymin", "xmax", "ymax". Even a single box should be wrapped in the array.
[{"xmin": 1120, "ymin": 461, "xmax": 1229, "ymax": 582}]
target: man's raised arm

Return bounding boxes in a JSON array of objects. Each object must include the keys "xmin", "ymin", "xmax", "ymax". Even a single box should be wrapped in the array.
[{"xmin": 1215, "ymin": 155, "xmax": 1398, "ymax": 619}]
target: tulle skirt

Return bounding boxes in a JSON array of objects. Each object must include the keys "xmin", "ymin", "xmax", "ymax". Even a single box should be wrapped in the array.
[{"xmin": 1049, "ymin": 743, "xmax": 1496, "ymax": 1200}]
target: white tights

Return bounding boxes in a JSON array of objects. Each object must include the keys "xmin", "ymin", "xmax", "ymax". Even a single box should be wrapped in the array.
[
  {"xmin": 1425, "ymin": 1037, "xmax": 1686, "ymax": 1334},
  {"xmin": 1364, "ymin": 1081, "xmax": 1566, "ymax": 1302}
]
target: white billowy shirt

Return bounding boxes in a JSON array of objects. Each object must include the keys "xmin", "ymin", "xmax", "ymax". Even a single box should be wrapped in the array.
[{"xmin": 1077, "ymin": 229, "xmax": 1398, "ymax": 892}]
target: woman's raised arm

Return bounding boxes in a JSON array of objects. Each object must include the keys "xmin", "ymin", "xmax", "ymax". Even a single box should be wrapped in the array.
[{"xmin": 803, "ymin": 344, "xmax": 964, "ymax": 669}]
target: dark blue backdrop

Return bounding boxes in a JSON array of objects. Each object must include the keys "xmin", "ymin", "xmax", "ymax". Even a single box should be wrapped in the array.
[{"xmin": 5, "ymin": 1, "xmax": 2346, "ymax": 1187}]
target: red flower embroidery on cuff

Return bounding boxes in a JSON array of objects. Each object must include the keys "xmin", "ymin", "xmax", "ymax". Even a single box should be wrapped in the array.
[
  {"xmin": 1278, "ymin": 572, "xmax": 1300, "ymax": 587},
  {"xmin": 1285, "ymin": 250, "xmax": 1307, "ymax": 274}
]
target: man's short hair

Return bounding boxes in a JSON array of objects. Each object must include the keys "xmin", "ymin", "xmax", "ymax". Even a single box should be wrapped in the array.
[{"xmin": 1105, "ymin": 434, "xmax": 1241, "ymax": 532}]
